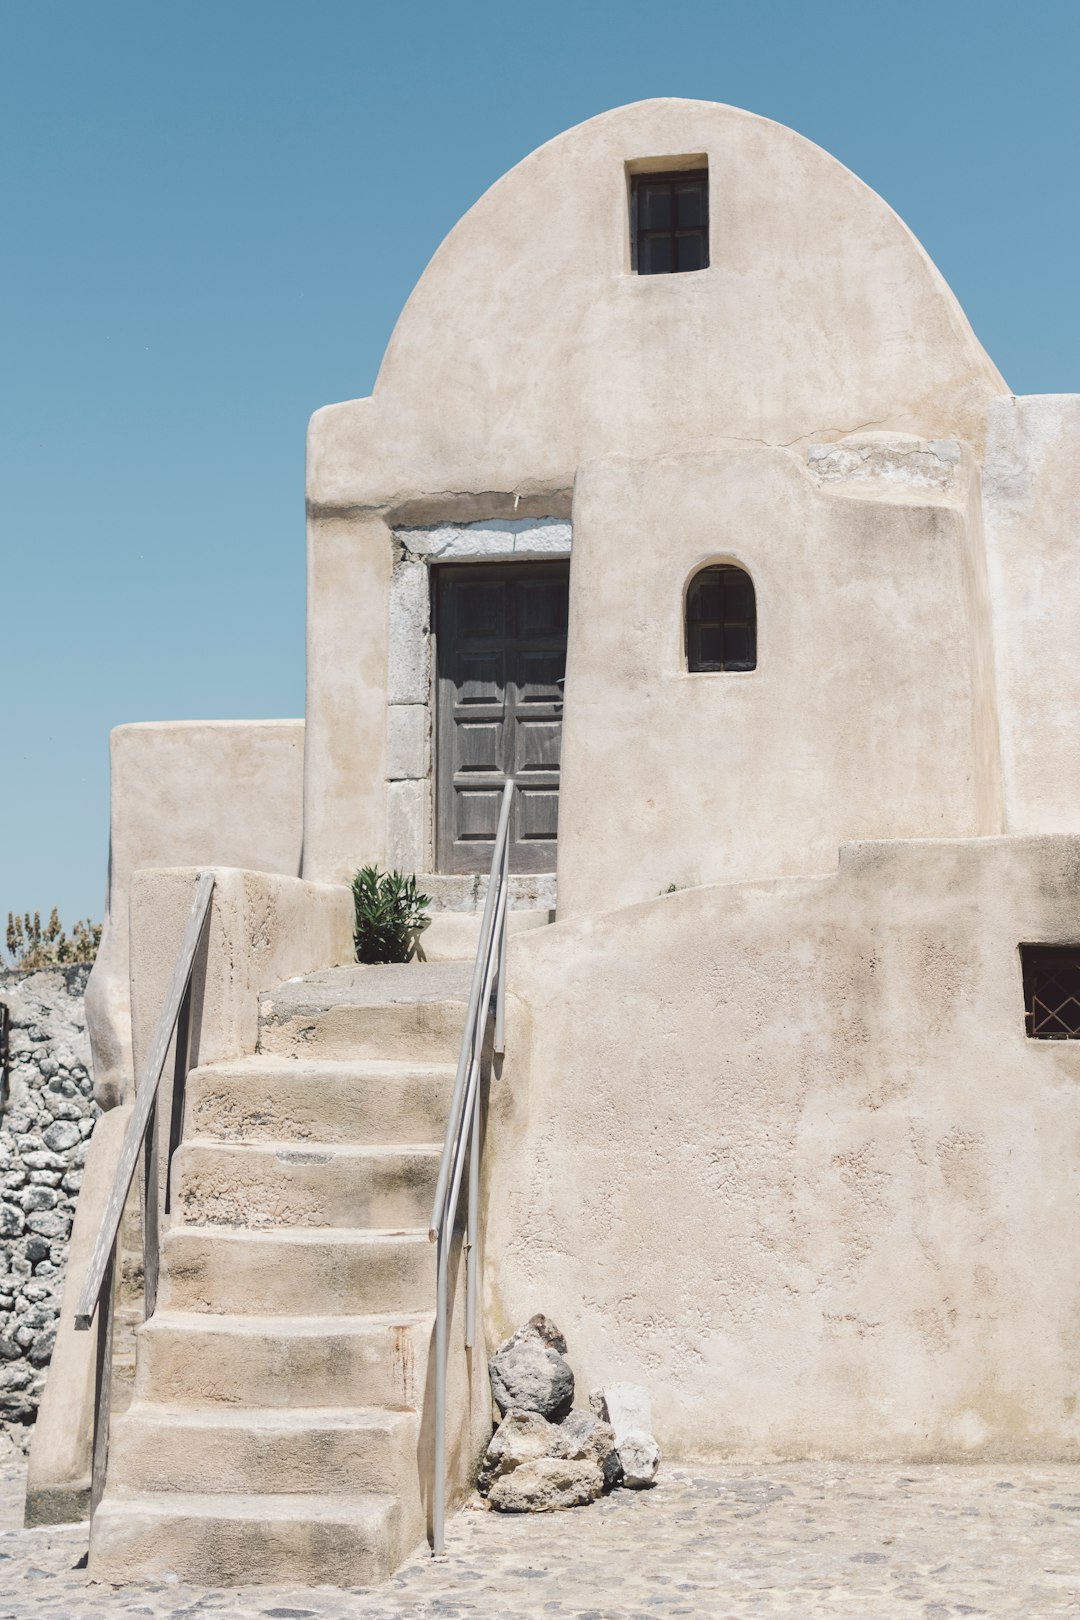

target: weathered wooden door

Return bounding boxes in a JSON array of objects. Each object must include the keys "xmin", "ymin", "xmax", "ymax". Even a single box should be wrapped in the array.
[{"xmin": 435, "ymin": 562, "xmax": 569, "ymax": 873}]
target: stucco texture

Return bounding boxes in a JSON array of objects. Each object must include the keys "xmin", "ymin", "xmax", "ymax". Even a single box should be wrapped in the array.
[
  {"xmin": 983, "ymin": 395, "xmax": 1080, "ymax": 836},
  {"xmin": 557, "ymin": 440, "xmax": 1001, "ymax": 915},
  {"xmin": 484, "ymin": 835, "xmax": 1080, "ymax": 1462},
  {"xmin": 87, "ymin": 721, "xmax": 304, "ymax": 1106},
  {"xmin": 301, "ymin": 99, "xmax": 1008, "ymax": 882},
  {"xmin": 308, "ymin": 100, "xmax": 1005, "ymax": 514}
]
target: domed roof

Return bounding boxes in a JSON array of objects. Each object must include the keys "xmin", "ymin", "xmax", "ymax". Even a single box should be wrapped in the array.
[{"xmin": 309, "ymin": 99, "xmax": 1006, "ymax": 511}]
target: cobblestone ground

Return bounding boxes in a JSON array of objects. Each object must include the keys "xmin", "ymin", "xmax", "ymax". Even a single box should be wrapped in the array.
[{"xmin": 2, "ymin": 1452, "xmax": 1079, "ymax": 1619}]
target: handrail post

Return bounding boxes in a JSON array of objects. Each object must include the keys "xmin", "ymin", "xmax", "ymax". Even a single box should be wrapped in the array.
[
  {"xmin": 142, "ymin": 1095, "xmax": 160, "ymax": 1320},
  {"xmin": 429, "ymin": 779, "xmax": 514, "ymax": 1560},
  {"xmin": 432, "ymin": 1229, "xmax": 449, "ymax": 1556},
  {"xmin": 465, "ymin": 1078, "xmax": 480, "ymax": 1351},
  {"xmin": 75, "ymin": 869, "xmax": 215, "ymax": 1529},
  {"xmin": 165, "ymin": 980, "xmax": 193, "ymax": 1214},
  {"xmin": 90, "ymin": 1245, "xmax": 116, "ymax": 1517},
  {"xmin": 495, "ymin": 810, "xmax": 510, "ymax": 1056}
]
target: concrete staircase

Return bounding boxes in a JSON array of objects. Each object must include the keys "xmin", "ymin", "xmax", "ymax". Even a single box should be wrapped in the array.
[{"xmin": 89, "ymin": 962, "xmax": 473, "ymax": 1586}]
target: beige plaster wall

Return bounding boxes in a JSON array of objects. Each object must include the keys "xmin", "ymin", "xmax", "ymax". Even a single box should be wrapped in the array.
[
  {"xmin": 308, "ymin": 99, "xmax": 1004, "ymax": 514},
  {"xmin": 556, "ymin": 439, "xmax": 1001, "ymax": 916},
  {"xmin": 87, "ymin": 721, "xmax": 304, "ymax": 1107},
  {"xmin": 303, "ymin": 516, "xmax": 391, "ymax": 887},
  {"xmin": 302, "ymin": 99, "xmax": 1007, "ymax": 884},
  {"xmin": 128, "ymin": 867, "xmax": 353, "ymax": 1086},
  {"xmin": 983, "ymin": 395, "xmax": 1080, "ymax": 834},
  {"xmin": 484, "ymin": 835, "xmax": 1080, "ymax": 1461}
]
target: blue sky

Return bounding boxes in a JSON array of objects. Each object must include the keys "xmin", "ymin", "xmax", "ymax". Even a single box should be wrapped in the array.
[{"xmin": 2, "ymin": 0, "xmax": 1077, "ymax": 930}]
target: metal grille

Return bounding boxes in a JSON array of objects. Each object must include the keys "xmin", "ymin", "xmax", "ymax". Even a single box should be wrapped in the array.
[{"xmin": 1020, "ymin": 945, "xmax": 1080, "ymax": 1039}]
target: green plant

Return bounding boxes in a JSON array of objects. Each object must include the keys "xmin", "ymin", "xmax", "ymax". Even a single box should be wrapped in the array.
[
  {"xmin": 351, "ymin": 867, "xmax": 432, "ymax": 964},
  {"xmin": 5, "ymin": 908, "xmax": 102, "ymax": 970}
]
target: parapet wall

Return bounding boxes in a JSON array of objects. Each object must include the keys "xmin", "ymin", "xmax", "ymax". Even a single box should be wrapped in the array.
[
  {"xmin": 486, "ymin": 835, "xmax": 1080, "ymax": 1461},
  {"xmin": 0, "ymin": 967, "xmax": 97, "ymax": 1434}
]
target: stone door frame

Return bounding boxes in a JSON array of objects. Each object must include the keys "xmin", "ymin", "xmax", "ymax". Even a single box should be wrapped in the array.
[{"xmin": 385, "ymin": 518, "xmax": 572, "ymax": 876}]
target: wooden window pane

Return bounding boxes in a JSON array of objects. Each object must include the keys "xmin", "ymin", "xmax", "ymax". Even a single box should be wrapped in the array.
[
  {"xmin": 724, "ymin": 622, "xmax": 755, "ymax": 670},
  {"xmin": 676, "ymin": 233, "xmax": 706, "ymax": 272},
  {"xmin": 692, "ymin": 573, "xmax": 724, "ymax": 619},
  {"xmin": 725, "ymin": 570, "xmax": 755, "ymax": 618},
  {"xmin": 641, "ymin": 234, "xmax": 674, "ymax": 275},
  {"xmin": 675, "ymin": 182, "xmax": 706, "ymax": 227},
  {"xmin": 694, "ymin": 624, "xmax": 725, "ymax": 668},
  {"xmin": 639, "ymin": 183, "xmax": 673, "ymax": 230}
]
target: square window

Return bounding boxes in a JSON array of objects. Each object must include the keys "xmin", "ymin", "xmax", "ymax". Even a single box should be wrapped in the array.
[
  {"xmin": 631, "ymin": 169, "xmax": 708, "ymax": 275},
  {"xmin": 1019, "ymin": 945, "xmax": 1080, "ymax": 1038}
]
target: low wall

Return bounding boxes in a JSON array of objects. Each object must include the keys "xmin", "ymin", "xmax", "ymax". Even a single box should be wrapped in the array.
[
  {"xmin": 485, "ymin": 834, "xmax": 1080, "ymax": 1462},
  {"xmin": 0, "ymin": 967, "xmax": 97, "ymax": 1434},
  {"xmin": 87, "ymin": 719, "xmax": 305, "ymax": 1108}
]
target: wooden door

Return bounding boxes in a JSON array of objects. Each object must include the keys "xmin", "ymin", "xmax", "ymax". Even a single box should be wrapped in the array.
[{"xmin": 435, "ymin": 562, "xmax": 569, "ymax": 873}]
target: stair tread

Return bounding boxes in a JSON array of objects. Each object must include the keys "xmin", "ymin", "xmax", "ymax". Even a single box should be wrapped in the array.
[
  {"xmin": 97, "ymin": 1489, "xmax": 400, "ymax": 1522},
  {"xmin": 179, "ymin": 1139, "xmax": 442, "ymax": 1158},
  {"xmin": 167, "ymin": 1223, "xmax": 432, "ymax": 1243},
  {"xmin": 143, "ymin": 1307, "xmax": 431, "ymax": 1333},
  {"xmin": 119, "ymin": 1403, "xmax": 418, "ymax": 1430},
  {"xmin": 190, "ymin": 1055, "xmax": 456, "ymax": 1076}
]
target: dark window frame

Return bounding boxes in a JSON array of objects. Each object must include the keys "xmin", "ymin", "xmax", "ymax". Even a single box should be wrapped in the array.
[
  {"xmin": 685, "ymin": 564, "xmax": 757, "ymax": 673},
  {"xmin": 630, "ymin": 168, "xmax": 710, "ymax": 276},
  {"xmin": 1019, "ymin": 944, "xmax": 1080, "ymax": 1039}
]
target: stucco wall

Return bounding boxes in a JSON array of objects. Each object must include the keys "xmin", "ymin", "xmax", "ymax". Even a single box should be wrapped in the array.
[
  {"xmin": 484, "ymin": 835, "xmax": 1080, "ymax": 1462},
  {"xmin": 308, "ymin": 99, "xmax": 1004, "ymax": 514},
  {"xmin": 301, "ymin": 98, "xmax": 1007, "ymax": 885},
  {"xmin": 983, "ymin": 394, "xmax": 1080, "ymax": 835},
  {"xmin": 557, "ymin": 438, "xmax": 1001, "ymax": 915},
  {"xmin": 87, "ymin": 721, "xmax": 304, "ymax": 1107}
]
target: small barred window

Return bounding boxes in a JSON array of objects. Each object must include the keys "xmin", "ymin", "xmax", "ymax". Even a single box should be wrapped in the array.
[
  {"xmin": 631, "ymin": 169, "xmax": 709, "ymax": 275},
  {"xmin": 1020, "ymin": 945, "xmax": 1080, "ymax": 1039},
  {"xmin": 686, "ymin": 565, "xmax": 756, "ymax": 672}
]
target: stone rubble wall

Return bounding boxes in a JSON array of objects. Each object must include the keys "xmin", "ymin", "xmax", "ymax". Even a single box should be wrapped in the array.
[{"xmin": 0, "ymin": 967, "xmax": 97, "ymax": 1433}]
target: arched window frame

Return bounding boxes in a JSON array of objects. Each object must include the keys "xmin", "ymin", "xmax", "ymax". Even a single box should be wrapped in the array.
[{"xmin": 683, "ymin": 560, "xmax": 758, "ymax": 673}]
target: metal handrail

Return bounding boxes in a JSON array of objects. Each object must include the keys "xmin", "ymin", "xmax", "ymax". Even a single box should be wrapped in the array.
[
  {"xmin": 429, "ymin": 779, "xmax": 513, "ymax": 1556},
  {"xmin": 74, "ymin": 870, "xmax": 215, "ymax": 1514}
]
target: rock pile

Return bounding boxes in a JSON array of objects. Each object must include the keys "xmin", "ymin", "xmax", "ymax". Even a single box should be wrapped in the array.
[
  {"xmin": 478, "ymin": 1314, "xmax": 661, "ymax": 1512},
  {"xmin": 0, "ymin": 966, "xmax": 97, "ymax": 1432}
]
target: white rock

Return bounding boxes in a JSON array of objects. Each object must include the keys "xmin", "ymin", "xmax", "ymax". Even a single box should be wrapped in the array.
[
  {"xmin": 598, "ymin": 1381, "xmax": 653, "ymax": 1433},
  {"xmin": 615, "ymin": 1428, "xmax": 661, "ymax": 1488},
  {"xmin": 589, "ymin": 1381, "xmax": 661, "ymax": 1488}
]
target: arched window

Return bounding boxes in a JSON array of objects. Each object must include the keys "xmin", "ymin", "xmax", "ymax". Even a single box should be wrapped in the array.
[{"xmin": 686, "ymin": 564, "xmax": 757, "ymax": 672}]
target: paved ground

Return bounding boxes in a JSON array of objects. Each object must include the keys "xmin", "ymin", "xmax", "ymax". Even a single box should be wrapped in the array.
[{"xmin": 2, "ymin": 1452, "xmax": 1079, "ymax": 1619}]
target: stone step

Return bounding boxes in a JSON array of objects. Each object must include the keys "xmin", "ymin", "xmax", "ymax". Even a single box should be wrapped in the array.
[
  {"xmin": 159, "ymin": 1225, "xmax": 434, "ymax": 1316},
  {"xmin": 172, "ymin": 1140, "xmax": 441, "ymax": 1230},
  {"xmin": 89, "ymin": 1489, "xmax": 404, "ymax": 1586},
  {"xmin": 134, "ymin": 1310, "xmax": 432, "ymax": 1410},
  {"xmin": 258, "ymin": 962, "xmax": 472, "ymax": 1061},
  {"xmin": 107, "ymin": 1403, "xmax": 420, "ymax": 1498},
  {"xmin": 184, "ymin": 1055, "xmax": 456, "ymax": 1146}
]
